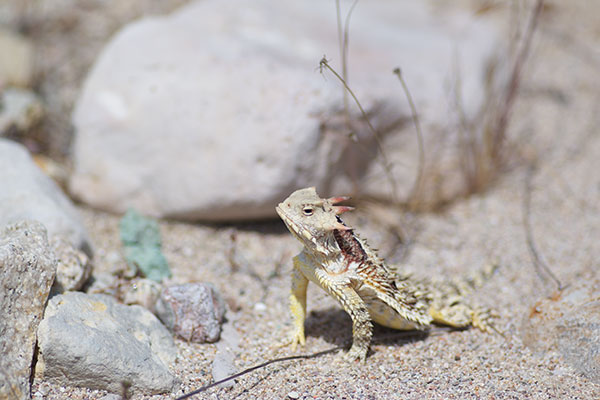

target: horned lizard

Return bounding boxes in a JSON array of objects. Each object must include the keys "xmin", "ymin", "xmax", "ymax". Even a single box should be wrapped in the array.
[{"xmin": 276, "ymin": 187, "xmax": 496, "ymax": 361}]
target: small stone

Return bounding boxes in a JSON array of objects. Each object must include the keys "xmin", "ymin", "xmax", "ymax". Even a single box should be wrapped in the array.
[
  {"xmin": 254, "ymin": 302, "xmax": 267, "ymax": 313},
  {"xmin": 84, "ymin": 272, "xmax": 119, "ymax": 297},
  {"xmin": 50, "ymin": 235, "xmax": 92, "ymax": 292},
  {"xmin": 288, "ymin": 390, "xmax": 300, "ymax": 399},
  {"xmin": 36, "ymin": 291, "xmax": 179, "ymax": 395},
  {"xmin": 99, "ymin": 394, "xmax": 123, "ymax": 400},
  {"xmin": 211, "ymin": 349, "xmax": 236, "ymax": 389},
  {"xmin": 122, "ymin": 278, "xmax": 162, "ymax": 313},
  {"xmin": 39, "ymin": 385, "xmax": 50, "ymax": 396},
  {"xmin": 155, "ymin": 283, "xmax": 226, "ymax": 343},
  {"xmin": 212, "ymin": 317, "xmax": 241, "ymax": 389},
  {"xmin": 0, "ymin": 88, "xmax": 44, "ymax": 135},
  {"xmin": 0, "ymin": 221, "xmax": 56, "ymax": 400}
]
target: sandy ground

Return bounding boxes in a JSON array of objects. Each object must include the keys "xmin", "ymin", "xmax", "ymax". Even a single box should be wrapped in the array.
[{"xmin": 4, "ymin": 0, "xmax": 600, "ymax": 398}]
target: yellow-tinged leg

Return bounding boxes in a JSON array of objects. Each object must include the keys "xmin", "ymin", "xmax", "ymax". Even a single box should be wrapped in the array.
[
  {"xmin": 429, "ymin": 301, "xmax": 498, "ymax": 334},
  {"xmin": 319, "ymin": 277, "xmax": 372, "ymax": 362},
  {"xmin": 289, "ymin": 258, "xmax": 308, "ymax": 350}
]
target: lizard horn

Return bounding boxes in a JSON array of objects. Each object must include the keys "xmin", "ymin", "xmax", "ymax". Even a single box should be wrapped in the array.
[
  {"xmin": 333, "ymin": 206, "xmax": 354, "ymax": 214},
  {"xmin": 333, "ymin": 221, "xmax": 352, "ymax": 231},
  {"xmin": 328, "ymin": 195, "xmax": 350, "ymax": 205}
]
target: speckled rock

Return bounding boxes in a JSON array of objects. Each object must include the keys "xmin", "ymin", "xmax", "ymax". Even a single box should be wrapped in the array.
[
  {"xmin": 50, "ymin": 235, "xmax": 92, "ymax": 292},
  {"xmin": 0, "ymin": 139, "xmax": 92, "ymax": 255},
  {"xmin": 70, "ymin": 0, "xmax": 503, "ymax": 220},
  {"xmin": 36, "ymin": 291, "xmax": 179, "ymax": 395},
  {"xmin": 122, "ymin": 278, "xmax": 162, "ymax": 313},
  {"xmin": 155, "ymin": 283, "xmax": 226, "ymax": 343},
  {"xmin": 0, "ymin": 221, "xmax": 56, "ymax": 400},
  {"xmin": 522, "ymin": 279, "xmax": 600, "ymax": 383}
]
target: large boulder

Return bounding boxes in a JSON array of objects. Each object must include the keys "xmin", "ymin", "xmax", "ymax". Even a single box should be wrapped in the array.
[{"xmin": 70, "ymin": 0, "xmax": 503, "ymax": 220}]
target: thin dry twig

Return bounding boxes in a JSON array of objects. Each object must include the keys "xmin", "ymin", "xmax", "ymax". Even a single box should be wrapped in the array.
[
  {"xmin": 493, "ymin": 0, "xmax": 545, "ymax": 160},
  {"xmin": 522, "ymin": 163, "xmax": 563, "ymax": 291},
  {"xmin": 393, "ymin": 67, "xmax": 425, "ymax": 210},
  {"xmin": 335, "ymin": 0, "xmax": 348, "ymax": 118},
  {"xmin": 174, "ymin": 346, "xmax": 343, "ymax": 400},
  {"xmin": 335, "ymin": 0, "xmax": 360, "ymax": 127},
  {"xmin": 342, "ymin": 0, "xmax": 360, "ymax": 83},
  {"xmin": 319, "ymin": 56, "xmax": 399, "ymax": 202}
]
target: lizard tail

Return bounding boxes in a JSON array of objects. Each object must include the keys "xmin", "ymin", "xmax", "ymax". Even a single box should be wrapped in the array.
[{"xmin": 446, "ymin": 262, "xmax": 499, "ymax": 297}]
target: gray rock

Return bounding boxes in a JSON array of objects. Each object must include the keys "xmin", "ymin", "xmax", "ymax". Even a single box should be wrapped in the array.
[
  {"xmin": 211, "ymin": 349, "xmax": 236, "ymax": 389},
  {"xmin": 0, "ymin": 221, "xmax": 56, "ymax": 400},
  {"xmin": 36, "ymin": 291, "xmax": 179, "ymax": 395},
  {"xmin": 521, "ymin": 279, "xmax": 600, "ymax": 383},
  {"xmin": 0, "ymin": 28, "xmax": 34, "ymax": 87},
  {"xmin": 70, "ymin": 0, "xmax": 503, "ymax": 221},
  {"xmin": 212, "ymin": 317, "xmax": 240, "ymax": 388},
  {"xmin": 50, "ymin": 235, "xmax": 92, "ymax": 292},
  {"xmin": 156, "ymin": 283, "xmax": 226, "ymax": 343},
  {"xmin": 0, "ymin": 139, "xmax": 92, "ymax": 255},
  {"xmin": 98, "ymin": 395, "xmax": 123, "ymax": 400}
]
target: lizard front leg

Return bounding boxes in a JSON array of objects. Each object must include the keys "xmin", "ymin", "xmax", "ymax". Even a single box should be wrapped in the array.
[
  {"xmin": 317, "ymin": 273, "xmax": 373, "ymax": 361},
  {"xmin": 289, "ymin": 257, "xmax": 309, "ymax": 350}
]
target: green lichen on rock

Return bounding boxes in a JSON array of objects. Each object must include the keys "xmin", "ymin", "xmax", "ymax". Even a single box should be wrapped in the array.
[{"xmin": 119, "ymin": 209, "xmax": 171, "ymax": 282}]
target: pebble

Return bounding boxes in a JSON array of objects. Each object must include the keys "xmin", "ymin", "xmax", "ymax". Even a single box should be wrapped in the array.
[
  {"xmin": 254, "ymin": 302, "xmax": 267, "ymax": 313},
  {"xmin": 155, "ymin": 282, "xmax": 226, "ymax": 343},
  {"xmin": 50, "ymin": 234, "xmax": 92, "ymax": 292},
  {"xmin": 0, "ymin": 88, "xmax": 44, "ymax": 135}
]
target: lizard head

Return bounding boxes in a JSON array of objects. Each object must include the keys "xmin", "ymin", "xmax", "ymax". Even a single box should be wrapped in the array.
[{"xmin": 276, "ymin": 187, "xmax": 354, "ymax": 255}]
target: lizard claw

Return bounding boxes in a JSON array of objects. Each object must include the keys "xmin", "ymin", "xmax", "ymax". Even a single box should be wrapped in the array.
[
  {"xmin": 290, "ymin": 328, "xmax": 306, "ymax": 351},
  {"xmin": 343, "ymin": 344, "xmax": 367, "ymax": 362},
  {"xmin": 275, "ymin": 327, "xmax": 306, "ymax": 351}
]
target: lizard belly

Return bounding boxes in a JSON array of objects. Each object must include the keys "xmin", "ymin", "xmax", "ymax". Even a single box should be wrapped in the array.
[{"xmin": 366, "ymin": 298, "xmax": 420, "ymax": 330}]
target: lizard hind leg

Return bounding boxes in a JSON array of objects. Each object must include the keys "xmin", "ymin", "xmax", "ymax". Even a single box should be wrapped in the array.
[
  {"xmin": 428, "ymin": 300, "xmax": 472, "ymax": 329},
  {"xmin": 429, "ymin": 298, "xmax": 498, "ymax": 334}
]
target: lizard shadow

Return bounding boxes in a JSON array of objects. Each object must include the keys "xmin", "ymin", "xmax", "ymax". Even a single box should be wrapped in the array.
[{"xmin": 305, "ymin": 307, "xmax": 430, "ymax": 352}]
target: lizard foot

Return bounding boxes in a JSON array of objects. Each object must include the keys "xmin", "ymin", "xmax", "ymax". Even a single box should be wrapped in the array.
[
  {"xmin": 472, "ymin": 308, "xmax": 503, "ymax": 336},
  {"xmin": 275, "ymin": 326, "xmax": 306, "ymax": 351},
  {"xmin": 343, "ymin": 344, "xmax": 368, "ymax": 362}
]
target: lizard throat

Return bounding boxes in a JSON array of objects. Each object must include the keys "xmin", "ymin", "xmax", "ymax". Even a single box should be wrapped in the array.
[{"xmin": 333, "ymin": 229, "xmax": 367, "ymax": 264}]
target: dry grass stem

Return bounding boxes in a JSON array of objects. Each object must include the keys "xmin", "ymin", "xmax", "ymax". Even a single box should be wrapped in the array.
[
  {"xmin": 522, "ymin": 164, "xmax": 564, "ymax": 292},
  {"xmin": 319, "ymin": 57, "xmax": 399, "ymax": 202},
  {"xmin": 393, "ymin": 67, "xmax": 426, "ymax": 211}
]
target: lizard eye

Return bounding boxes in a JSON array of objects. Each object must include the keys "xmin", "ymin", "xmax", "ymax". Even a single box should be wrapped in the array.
[{"xmin": 302, "ymin": 207, "xmax": 314, "ymax": 216}]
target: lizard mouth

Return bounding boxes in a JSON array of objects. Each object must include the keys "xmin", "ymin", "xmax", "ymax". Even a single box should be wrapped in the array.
[{"xmin": 276, "ymin": 205, "xmax": 311, "ymax": 244}]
